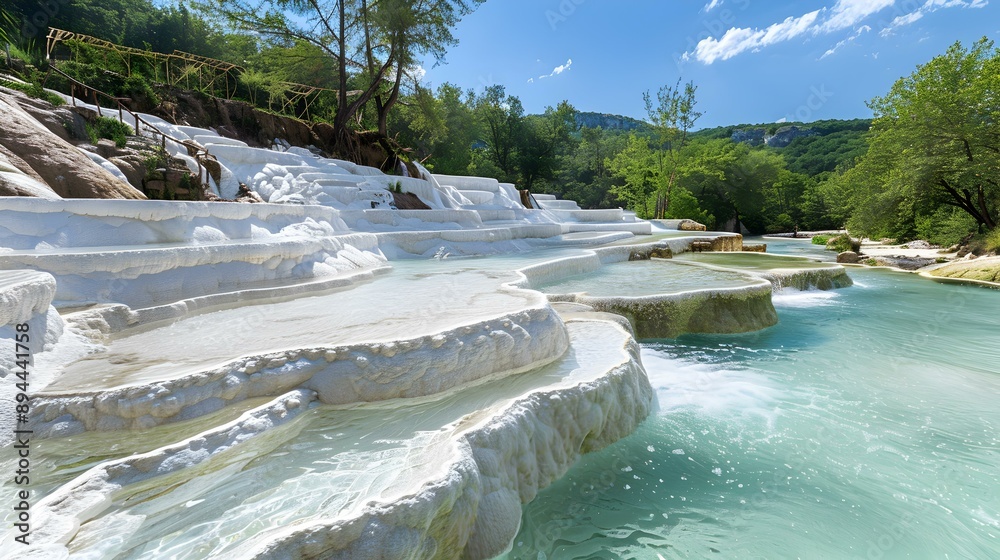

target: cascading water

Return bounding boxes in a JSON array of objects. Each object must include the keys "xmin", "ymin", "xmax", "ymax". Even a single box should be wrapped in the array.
[{"xmin": 503, "ymin": 239, "xmax": 1000, "ymax": 559}]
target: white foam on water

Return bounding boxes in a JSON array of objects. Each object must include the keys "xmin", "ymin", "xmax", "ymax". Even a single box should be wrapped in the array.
[
  {"xmin": 641, "ymin": 347, "xmax": 782, "ymax": 422},
  {"xmin": 771, "ymin": 287, "xmax": 841, "ymax": 308}
]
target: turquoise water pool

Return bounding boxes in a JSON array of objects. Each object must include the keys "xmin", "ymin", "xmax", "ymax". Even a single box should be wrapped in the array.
[
  {"xmin": 503, "ymin": 241, "xmax": 1000, "ymax": 559},
  {"xmin": 537, "ymin": 259, "xmax": 759, "ymax": 297}
]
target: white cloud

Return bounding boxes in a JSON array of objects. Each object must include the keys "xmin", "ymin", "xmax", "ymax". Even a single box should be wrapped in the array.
[
  {"xmin": 819, "ymin": 0, "xmax": 894, "ymax": 33},
  {"xmin": 820, "ymin": 25, "xmax": 870, "ymax": 59},
  {"xmin": 527, "ymin": 78, "xmax": 534, "ymax": 84},
  {"xmin": 538, "ymin": 58, "xmax": 573, "ymax": 80},
  {"xmin": 703, "ymin": 0, "xmax": 723, "ymax": 12},
  {"xmin": 689, "ymin": 11, "xmax": 821, "ymax": 64},
  {"xmin": 762, "ymin": 11, "xmax": 823, "ymax": 44},
  {"xmin": 880, "ymin": 0, "xmax": 987, "ymax": 36},
  {"xmin": 685, "ymin": 0, "xmax": 989, "ymax": 64},
  {"xmin": 882, "ymin": 11, "xmax": 924, "ymax": 35},
  {"xmin": 551, "ymin": 58, "xmax": 573, "ymax": 75}
]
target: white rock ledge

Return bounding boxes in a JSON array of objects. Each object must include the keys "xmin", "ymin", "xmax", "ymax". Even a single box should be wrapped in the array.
[
  {"xmin": 29, "ymin": 303, "xmax": 569, "ymax": 437},
  {"xmin": 0, "ymin": 269, "xmax": 56, "ymax": 327},
  {"xmin": 6, "ymin": 390, "xmax": 318, "ymax": 555},
  {"xmin": 512, "ymin": 239, "xmax": 782, "ymax": 338},
  {"xmin": 245, "ymin": 319, "xmax": 654, "ymax": 560}
]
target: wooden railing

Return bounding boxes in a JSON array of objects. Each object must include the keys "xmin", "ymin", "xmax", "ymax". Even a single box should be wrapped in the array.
[
  {"xmin": 43, "ymin": 65, "xmax": 220, "ymax": 196},
  {"xmin": 45, "ymin": 28, "xmax": 352, "ymax": 120}
]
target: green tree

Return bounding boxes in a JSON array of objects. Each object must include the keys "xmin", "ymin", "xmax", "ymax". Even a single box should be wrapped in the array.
[
  {"xmin": 430, "ymin": 83, "xmax": 477, "ymax": 174},
  {"xmin": 643, "ymin": 79, "xmax": 702, "ymax": 219},
  {"xmin": 389, "ymin": 82, "xmax": 477, "ymax": 175},
  {"xmin": 608, "ymin": 133, "xmax": 659, "ymax": 218},
  {"xmin": 544, "ymin": 125, "xmax": 628, "ymax": 208},
  {"xmin": 470, "ymin": 84, "xmax": 523, "ymax": 181},
  {"xmin": 517, "ymin": 101, "xmax": 577, "ymax": 190},
  {"xmin": 680, "ymin": 139, "xmax": 791, "ymax": 232},
  {"xmin": 359, "ymin": 0, "xmax": 483, "ymax": 136},
  {"xmin": 855, "ymin": 38, "xmax": 1000, "ymax": 236},
  {"xmin": 207, "ymin": 0, "xmax": 482, "ymax": 151}
]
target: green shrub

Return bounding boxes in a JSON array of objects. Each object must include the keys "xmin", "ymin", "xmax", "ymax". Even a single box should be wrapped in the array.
[
  {"xmin": 122, "ymin": 74, "xmax": 160, "ymax": 107},
  {"xmin": 811, "ymin": 235, "xmax": 830, "ymax": 245},
  {"xmin": 914, "ymin": 207, "xmax": 978, "ymax": 247},
  {"xmin": 766, "ymin": 213, "xmax": 795, "ymax": 234},
  {"xmin": 959, "ymin": 229, "xmax": 1000, "ymax": 256},
  {"xmin": 826, "ymin": 233, "xmax": 861, "ymax": 253},
  {"xmin": 983, "ymin": 227, "xmax": 1000, "ymax": 254},
  {"xmin": 87, "ymin": 116, "xmax": 133, "ymax": 148},
  {"xmin": 0, "ymin": 77, "xmax": 65, "ymax": 106},
  {"xmin": 144, "ymin": 149, "xmax": 168, "ymax": 174}
]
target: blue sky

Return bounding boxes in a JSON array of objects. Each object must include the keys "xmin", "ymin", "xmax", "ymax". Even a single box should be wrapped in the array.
[{"xmin": 420, "ymin": 0, "xmax": 1000, "ymax": 129}]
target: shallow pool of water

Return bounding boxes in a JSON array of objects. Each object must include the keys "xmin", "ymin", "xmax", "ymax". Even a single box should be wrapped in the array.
[
  {"xmin": 51, "ymin": 321, "xmax": 632, "ymax": 559},
  {"xmin": 537, "ymin": 260, "xmax": 758, "ymax": 297},
  {"xmin": 675, "ymin": 251, "xmax": 837, "ymax": 271},
  {"xmin": 504, "ymin": 250, "xmax": 1000, "ymax": 559}
]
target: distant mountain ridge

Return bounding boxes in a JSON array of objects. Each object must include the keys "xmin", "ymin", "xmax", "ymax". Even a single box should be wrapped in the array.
[{"xmin": 692, "ymin": 118, "xmax": 872, "ymax": 145}]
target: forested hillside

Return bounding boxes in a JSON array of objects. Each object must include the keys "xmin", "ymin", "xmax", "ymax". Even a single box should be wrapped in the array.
[{"xmin": 2, "ymin": 2, "xmax": 996, "ymax": 247}]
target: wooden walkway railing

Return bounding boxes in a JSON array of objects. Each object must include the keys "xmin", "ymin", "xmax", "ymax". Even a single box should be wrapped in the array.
[{"xmin": 43, "ymin": 65, "xmax": 219, "ymax": 196}]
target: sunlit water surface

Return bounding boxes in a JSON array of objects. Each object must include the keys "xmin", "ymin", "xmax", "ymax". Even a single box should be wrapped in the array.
[
  {"xmin": 537, "ymin": 260, "xmax": 758, "ymax": 297},
  {"xmin": 503, "ymin": 238, "xmax": 1000, "ymax": 559}
]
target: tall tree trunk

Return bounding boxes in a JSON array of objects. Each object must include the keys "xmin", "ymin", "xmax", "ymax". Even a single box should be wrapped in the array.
[
  {"xmin": 335, "ymin": 0, "xmax": 348, "ymax": 133},
  {"xmin": 377, "ymin": 46, "xmax": 405, "ymax": 136},
  {"xmin": 332, "ymin": 0, "xmax": 354, "ymax": 160},
  {"xmin": 978, "ymin": 185, "xmax": 996, "ymax": 229}
]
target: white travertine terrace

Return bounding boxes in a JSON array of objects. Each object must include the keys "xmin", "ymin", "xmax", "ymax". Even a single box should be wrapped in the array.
[
  {"xmin": 12, "ymin": 321, "xmax": 652, "ymax": 560},
  {"xmin": 0, "ymin": 88, "xmax": 851, "ymax": 559},
  {"xmin": 29, "ymin": 268, "xmax": 569, "ymax": 436},
  {"xmin": 0, "ymin": 198, "xmax": 387, "ymax": 308}
]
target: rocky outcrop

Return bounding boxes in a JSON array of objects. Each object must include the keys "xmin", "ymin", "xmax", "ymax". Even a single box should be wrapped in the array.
[
  {"xmin": 731, "ymin": 125, "xmax": 819, "ymax": 148},
  {"xmin": 837, "ymin": 251, "xmax": 860, "ymax": 264},
  {"xmin": 0, "ymin": 92, "xmax": 146, "ymax": 199},
  {"xmin": 731, "ymin": 128, "xmax": 767, "ymax": 146},
  {"xmin": 765, "ymin": 125, "xmax": 819, "ymax": 148},
  {"xmin": 866, "ymin": 255, "xmax": 936, "ymax": 270},
  {"xmin": 7, "ymin": 89, "xmax": 90, "ymax": 142},
  {"xmin": 574, "ymin": 112, "xmax": 648, "ymax": 132},
  {"xmin": 577, "ymin": 283, "xmax": 778, "ymax": 339},
  {"xmin": 0, "ymin": 144, "xmax": 58, "ymax": 198},
  {"xmin": 652, "ymin": 219, "xmax": 707, "ymax": 231},
  {"xmin": 710, "ymin": 234, "xmax": 743, "ymax": 252},
  {"xmin": 156, "ymin": 87, "xmax": 316, "ymax": 150},
  {"xmin": 929, "ymin": 256, "xmax": 1000, "ymax": 284}
]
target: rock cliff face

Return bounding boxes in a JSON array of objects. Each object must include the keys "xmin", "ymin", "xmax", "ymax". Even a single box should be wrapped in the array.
[
  {"xmin": 731, "ymin": 128, "xmax": 767, "ymax": 145},
  {"xmin": 730, "ymin": 125, "xmax": 819, "ymax": 148},
  {"xmin": 158, "ymin": 87, "xmax": 317, "ymax": 150},
  {"xmin": 0, "ymin": 91, "xmax": 146, "ymax": 199},
  {"xmin": 574, "ymin": 112, "xmax": 648, "ymax": 132},
  {"xmin": 765, "ymin": 125, "xmax": 819, "ymax": 147}
]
